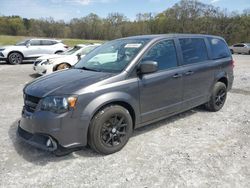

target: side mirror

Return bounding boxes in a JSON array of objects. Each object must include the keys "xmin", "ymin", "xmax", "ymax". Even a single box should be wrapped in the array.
[
  {"xmin": 77, "ymin": 53, "xmax": 81, "ymax": 60},
  {"xmin": 138, "ymin": 61, "xmax": 158, "ymax": 75},
  {"xmin": 26, "ymin": 43, "xmax": 30, "ymax": 48}
]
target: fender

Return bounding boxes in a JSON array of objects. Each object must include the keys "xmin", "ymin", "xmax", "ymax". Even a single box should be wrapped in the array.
[
  {"xmin": 81, "ymin": 91, "xmax": 140, "ymax": 123},
  {"xmin": 209, "ymin": 71, "xmax": 228, "ymax": 95},
  {"xmin": 79, "ymin": 91, "xmax": 140, "ymax": 144},
  {"xmin": 7, "ymin": 51, "xmax": 24, "ymax": 58}
]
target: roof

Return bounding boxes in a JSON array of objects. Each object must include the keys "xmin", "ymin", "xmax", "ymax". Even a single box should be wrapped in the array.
[{"xmin": 122, "ymin": 34, "xmax": 224, "ymax": 40}]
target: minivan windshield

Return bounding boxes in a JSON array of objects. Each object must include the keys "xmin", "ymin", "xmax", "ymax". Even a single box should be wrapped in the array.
[{"xmin": 74, "ymin": 39, "xmax": 149, "ymax": 73}]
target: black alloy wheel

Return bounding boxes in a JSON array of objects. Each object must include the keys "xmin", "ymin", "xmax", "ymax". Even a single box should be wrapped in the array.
[{"xmin": 88, "ymin": 105, "xmax": 133, "ymax": 154}]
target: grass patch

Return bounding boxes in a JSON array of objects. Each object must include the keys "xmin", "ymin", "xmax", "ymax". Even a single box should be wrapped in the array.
[{"xmin": 0, "ymin": 35, "xmax": 104, "ymax": 46}]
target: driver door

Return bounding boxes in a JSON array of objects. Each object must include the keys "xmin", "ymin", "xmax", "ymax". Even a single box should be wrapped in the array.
[{"xmin": 139, "ymin": 40, "xmax": 183, "ymax": 123}]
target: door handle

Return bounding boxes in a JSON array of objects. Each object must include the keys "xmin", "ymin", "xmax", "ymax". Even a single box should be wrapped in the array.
[
  {"xmin": 185, "ymin": 71, "xmax": 194, "ymax": 76},
  {"xmin": 172, "ymin": 73, "xmax": 182, "ymax": 78}
]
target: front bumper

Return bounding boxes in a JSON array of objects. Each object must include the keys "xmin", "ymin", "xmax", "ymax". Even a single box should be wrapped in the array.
[
  {"xmin": 17, "ymin": 123, "xmax": 57, "ymax": 151},
  {"xmin": 18, "ymin": 108, "xmax": 88, "ymax": 150},
  {"xmin": 33, "ymin": 62, "xmax": 54, "ymax": 75}
]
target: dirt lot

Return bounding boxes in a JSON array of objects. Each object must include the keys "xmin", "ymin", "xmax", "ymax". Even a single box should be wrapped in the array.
[{"xmin": 0, "ymin": 55, "xmax": 250, "ymax": 187}]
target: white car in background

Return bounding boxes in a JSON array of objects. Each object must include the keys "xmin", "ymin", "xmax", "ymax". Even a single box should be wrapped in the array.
[
  {"xmin": 33, "ymin": 44, "xmax": 101, "ymax": 75},
  {"xmin": 0, "ymin": 39, "xmax": 68, "ymax": 64}
]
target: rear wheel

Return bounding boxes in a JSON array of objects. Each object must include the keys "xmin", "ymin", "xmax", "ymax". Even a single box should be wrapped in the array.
[
  {"xmin": 205, "ymin": 82, "xmax": 227, "ymax": 112},
  {"xmin": 56, "ymin": 63, "xmax": 71, "ymax": 71},
  {"xmin": 88, "ymin": 105, "xmax": 133, "ymax": 154},
  {"xmin": 8, "ymin": 52, "xmax": 23, "ymax": 65}
]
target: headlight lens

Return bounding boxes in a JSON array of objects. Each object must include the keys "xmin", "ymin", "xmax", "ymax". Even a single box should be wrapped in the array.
[
  {"xmin": 40, "ymin": 96, "xmax": 77, "ymax": 114},
  {"xmin": 43, "ymin": 59, "xmax": 53, "ymax": 65},
  {"xmin": 0, "ymin": 48, "xmax": 5, "ymax": 51}
]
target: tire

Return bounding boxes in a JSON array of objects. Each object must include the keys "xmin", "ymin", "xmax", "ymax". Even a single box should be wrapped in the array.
[
  {"xmin": 230, "ymin": 49, "xmax": 234, "ymax": 54},
  {"xmin": 88, "ymin": 105, "xmax": 133, "ymax": 155},
  {"xmin": 205, "ymin": 82, "xmax": 227, "ymax": 112},
  {"xmin": 8, "ymin": 52, "xmax": 23, "ymax": 65},
  {"xmin": 56, "ymin": 63, "xmax": 70, "ymax": 71}
]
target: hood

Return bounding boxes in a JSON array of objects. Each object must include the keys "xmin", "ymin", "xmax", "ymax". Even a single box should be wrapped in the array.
[
  {"xmin": 36, "ymin": 54, "xmax": 63, "ymax": 61},
  {"xmin": 24, "ymin": 69, "xmax": 115, "ymax": 98},
  {"xmin": 0, "ymin": 45, "xmax": 14, "ymax": 49}
]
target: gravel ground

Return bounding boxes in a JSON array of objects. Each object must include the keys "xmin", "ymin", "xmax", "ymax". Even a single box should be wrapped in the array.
[{"xmin": 0, "ymin": 55, "xmax": 250, "ymax": 187}]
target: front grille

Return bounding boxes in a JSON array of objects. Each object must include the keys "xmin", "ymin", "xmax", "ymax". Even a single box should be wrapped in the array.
[{"xmin": 24, "ymin": 94, "xmax": 41, "ymax": 113}]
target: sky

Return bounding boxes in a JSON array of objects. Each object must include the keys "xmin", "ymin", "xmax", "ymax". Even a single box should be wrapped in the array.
[{"xmin": 0, "ymin": 0, "xmax": 249, "ymax": 21}]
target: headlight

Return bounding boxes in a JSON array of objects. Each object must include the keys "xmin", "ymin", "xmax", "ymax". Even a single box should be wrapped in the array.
[
  {"xmin": 0, "ymin": 48, "xmax": 5, "ymax": 51},
  {"xmin": 43, "ymin": 59, "xmax": 53, "ymax": 65},
  {"xmin": 40, "ymin": 96, "xmax": 78, "ymax": 114}
]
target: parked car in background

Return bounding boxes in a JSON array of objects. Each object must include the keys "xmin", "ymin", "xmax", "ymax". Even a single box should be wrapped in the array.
[
  {"xmin": 229, "ymin": 43, "xmax": 250, "ymax": 54},
  {"xmin": 33, "ymin": 43, "xmax": 101, "ymax": 75},
  {"xmin": 0, "ymin": 39, "xmax": 68, "ymax": 64},
  {"xmin": 18, "ymin": 34, "xmax": 234, "ymax": 155}
]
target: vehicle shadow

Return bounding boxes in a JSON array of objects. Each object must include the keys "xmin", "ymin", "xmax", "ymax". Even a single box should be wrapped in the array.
[
  {"xmin": 132, "ymin": 106, "xmax": 206, "ymax": 137},
  {"xmin": 0, "ymin": 61, "xmax": 34, "ymax": 65},
  {"xmin": 29, "ymin": 73, "xmax": 40, "ymax": 78},
  {"xmin": 9, "ymin": 106, "xmax": 207, "ymax": 165}
]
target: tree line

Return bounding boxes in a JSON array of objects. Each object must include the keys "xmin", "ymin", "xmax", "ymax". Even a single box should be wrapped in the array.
[{"xmin": 0, "ymin": 0, "xmax": 250, "ymax": 44}]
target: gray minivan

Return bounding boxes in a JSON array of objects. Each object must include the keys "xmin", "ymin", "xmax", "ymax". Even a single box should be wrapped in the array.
[{"xmin": 17, "ymin": 34, "xmax": 234, "ymax": 155}]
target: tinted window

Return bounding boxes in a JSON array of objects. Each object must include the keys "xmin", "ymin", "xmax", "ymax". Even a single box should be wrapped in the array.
[
  {"xmin": 179, "ymin": 38, "xmax": 208, "ymax": 65},
  {"xmin": 233, "ymin": 44, "xmax": 244, "ymax": 47},
  {"xmin": 30, "ymin": 40, "xmax": 41, "ymax": 46},
  {"xmin": 142, "ymin": 40, "xmax": 178, "ymax": 71},
  {"xmin": 208, "ymin": 38, "xmax": 230, "ymax": 59},
  {"xmin": 41, "ymin": 40, "xmax": 56, "ymax": 45}
]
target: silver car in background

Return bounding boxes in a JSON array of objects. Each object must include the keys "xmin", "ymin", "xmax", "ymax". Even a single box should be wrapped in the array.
[
  {"xmin": 229, "ymin": 43, "xmax": 250, "ymax": 54},
  {"xmin": 0, "ymin": 39, "xmax": 68, "ymax": 64}
]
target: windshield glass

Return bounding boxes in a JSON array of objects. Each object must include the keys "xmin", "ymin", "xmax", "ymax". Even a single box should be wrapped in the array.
[
  {"xmin": 81, "ymin": 45, "xmax": 99, "ymax": 55},
  {"xmin": 74, "ymin": 39, "xmax": 149, "ymax": 73},
  {"xmin": 16, "ymin": 40, "xmax": 30, "ymax": 46},
  {"xmin": 61, "ymin": 46, "xmax": 82, "ymax": 55}
]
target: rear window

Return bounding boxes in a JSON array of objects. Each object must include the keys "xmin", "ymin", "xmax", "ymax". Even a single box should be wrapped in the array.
[
  {"xmin": 41, "ymin": 40, "xmax": 57, "ymax": 45},
  {"xmin": 208, "ymin": 38, "xmax": 230, "ymax": 59},
  {"xmin": 179, "ymin": 38, "xmax": 208, "ymax": 65}
]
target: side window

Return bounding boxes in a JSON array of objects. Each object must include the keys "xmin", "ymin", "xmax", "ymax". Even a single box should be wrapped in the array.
[
  {"xmin": 41, "ymin": 40, "xmax": 55, "ymax": 45},
  {"xmin": 234, "ymin": 44, "xmax": 244, "ymax": 47},
  {"xmin": 142, "ymin": 40, "xmax": 178, "ymax": 71},
  {"xmin": 208, "ymin": 38, "xmax": 230, "ymax": 59},
  {"xmin": 179, "ymin": 38, "xmax": 208, "ymax": 65},
  {"xmin": 30, "ymin": 40, "xmax": 41, "ymax": 46}
]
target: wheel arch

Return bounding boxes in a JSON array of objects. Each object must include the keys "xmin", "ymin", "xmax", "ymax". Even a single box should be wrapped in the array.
[
  {"xmin": 7, "ymin": 51, "xmax": 24, "ymax": 58},
  {"xmin": 53, "ymin": 62, "xmax": 71, "ymax": 71},
  {"xmin": 79, "ymin": 92, "xmax": 139, "ymax": 145},
  {"xmin": 55, "ymin": 50, "xmax": 63, "ymax": 54}
]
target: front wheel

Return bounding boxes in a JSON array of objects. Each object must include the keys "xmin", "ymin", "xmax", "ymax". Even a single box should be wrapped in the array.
[
  {"xmin": 88, "ymin": 105, "xmax": 133, "ymax": 155},
  {"xmin": 56, "ymin": 63, "xmax": 71, "ymax": 71},
  {"xmin": 8, "ymin": 52, "xmax": 23, "ymax": 65},
  {"xmin": 205, "ymin": 82, "xmax": 227, "ymax": 112}
]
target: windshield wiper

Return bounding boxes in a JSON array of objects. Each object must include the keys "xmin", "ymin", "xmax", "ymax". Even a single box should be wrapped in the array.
[{"xmin": 77, "ymin": 66, "xmax": 101, "ymax": 72}]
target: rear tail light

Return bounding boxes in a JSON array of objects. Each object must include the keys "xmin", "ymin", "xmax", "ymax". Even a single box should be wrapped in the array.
[{"xmin": 231, "ymin": 59, "xmax": 235, "ymax": 68}]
